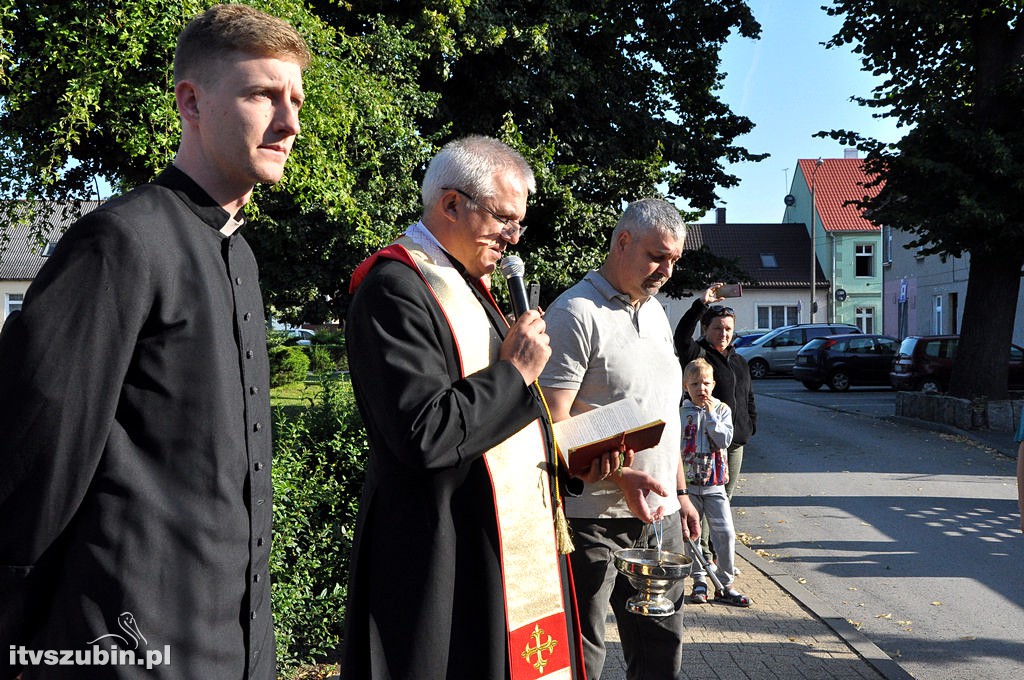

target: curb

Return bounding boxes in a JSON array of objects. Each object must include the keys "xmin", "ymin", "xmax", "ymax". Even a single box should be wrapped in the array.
[
  {"xmin": 761, "ymin": 387, "xmax": 1018, "ymax": 459},
  {"xmin": 886, "ymin": 414, "xmax": 1018, "ymax": 459},
  {"xmin": 736, "ymin": 542, "xmax": 915, "ymax": 680}
]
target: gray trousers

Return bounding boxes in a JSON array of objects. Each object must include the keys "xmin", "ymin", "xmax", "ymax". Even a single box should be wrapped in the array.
[
  {"xmin": 569, "ymin": 513, "xmax": 685, "ymax": 680},
  {"xmin": 686, "ymin": 484, "xmax": 737, "ymax": 590},
  {"xmin": 700, "ymin": 443, "xmax": 744, "ymax": 559}
]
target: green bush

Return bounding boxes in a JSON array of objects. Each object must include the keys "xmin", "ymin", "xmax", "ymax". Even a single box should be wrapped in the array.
[
  {"xmin": 309, "ymin": 345, "xmax": 334, "ymax": 375},
  {"xmin": 266, "ymin": 329, "xmax": 290, "ymax": 348},
  {"xmin": 269, "ymin": 345, "xmax": 310, "ymax": 387},
  {"xmin": 327, "ymin": 343, "xmax": 348, "ymax": 372},
  {"xmin": 271, "ymin": 378, "xmax": 367, "ymax": 671}
]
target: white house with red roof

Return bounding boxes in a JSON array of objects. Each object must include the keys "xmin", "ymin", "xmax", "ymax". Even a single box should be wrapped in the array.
[{"xmin": 786, "ymin": 152, "xmax": 884, "ymax": 333}]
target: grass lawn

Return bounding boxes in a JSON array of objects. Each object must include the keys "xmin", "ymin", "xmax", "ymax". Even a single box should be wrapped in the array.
[
  {"xmin": 271, "ymin": 373, "xmax": 353, "ymax": 409},
  {"xmin": 270, "ymin": 380, "xmax": 324, "ymax": 408}
]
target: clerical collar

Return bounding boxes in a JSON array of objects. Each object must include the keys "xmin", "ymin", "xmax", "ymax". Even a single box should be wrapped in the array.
[
  {"xmin": 220, "ymin": 215, "xmax": 245, "ymax": 236},
  {"xmin": 154, "ymin": 165, "xmax": 246, "ymax": 235},
  {"xmin": 405, "ymin": 221, "xmax": 461, "ymax": 271}
]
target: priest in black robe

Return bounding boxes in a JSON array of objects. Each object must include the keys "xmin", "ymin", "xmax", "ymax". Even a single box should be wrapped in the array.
[
  {"xmin": 0, "ymin": 6, "xmax": 309, "ymax": 678},
  {"xmin": 343, "ymin": 136, "xmax": 586, "ymax": 680}
]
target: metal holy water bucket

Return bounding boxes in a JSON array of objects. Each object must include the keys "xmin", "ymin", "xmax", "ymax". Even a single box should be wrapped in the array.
[{"xmin": 613, "ymin": 547, "xmax": 692, "ymax": 617}]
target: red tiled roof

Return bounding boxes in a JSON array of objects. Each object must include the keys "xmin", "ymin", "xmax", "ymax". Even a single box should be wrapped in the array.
[{"xmin": 799, "ymin": 157, "xmax": 882, "ymax": 233}]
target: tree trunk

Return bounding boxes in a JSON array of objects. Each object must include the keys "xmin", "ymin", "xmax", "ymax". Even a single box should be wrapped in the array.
[{"xmin": 948, "ymin": 247, "xmax": 1023, "ymax": 400}]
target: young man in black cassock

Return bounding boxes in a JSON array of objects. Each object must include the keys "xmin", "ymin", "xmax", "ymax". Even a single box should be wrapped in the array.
[{"xmin": 0, "ymin": 5, "xmax": 309, "ymax": 678}]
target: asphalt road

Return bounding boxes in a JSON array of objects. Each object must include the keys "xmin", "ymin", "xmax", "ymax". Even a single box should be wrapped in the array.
[
  {"xmin": 732, "ymin": 378, "xmax": 1023, "ymax": 680},
  {"xmin": 752, "ymin": 375, "xmax": 899, "ymax": 419}
]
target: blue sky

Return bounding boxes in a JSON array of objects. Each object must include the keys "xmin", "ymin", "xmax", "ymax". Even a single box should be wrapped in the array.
[{"xmin": 693, "ymin": 0, "xmax": 905, "ymax": 224}]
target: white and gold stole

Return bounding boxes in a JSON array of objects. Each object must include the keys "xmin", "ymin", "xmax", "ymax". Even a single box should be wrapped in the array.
[{"xmin": 394, "ymin": 236, "xmax": 574, "ymax": 679}]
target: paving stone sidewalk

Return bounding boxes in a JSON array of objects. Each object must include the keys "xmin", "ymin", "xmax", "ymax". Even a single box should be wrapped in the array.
[{"xmin": 599, "ymin": 543, "xmax": 914, "ymax": 680}]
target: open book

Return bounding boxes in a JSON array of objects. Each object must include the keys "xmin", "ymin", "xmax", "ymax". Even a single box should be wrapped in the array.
[{"xmin": 552, "ymin": 397, "xmax": 666, "ymax": 477}]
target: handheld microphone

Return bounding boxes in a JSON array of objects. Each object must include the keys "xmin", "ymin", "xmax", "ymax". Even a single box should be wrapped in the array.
[{"xmin": 498, "ymin": 255, "xmax": 530, "ymax": 320}]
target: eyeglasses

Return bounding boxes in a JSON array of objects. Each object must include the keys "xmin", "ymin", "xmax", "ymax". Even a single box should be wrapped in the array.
[{"xmin": 446, "ymin": 187, "xmax": 528, "ymax": 241}]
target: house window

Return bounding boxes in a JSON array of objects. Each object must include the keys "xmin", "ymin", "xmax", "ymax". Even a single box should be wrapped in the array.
[
  {"xmin": 933, "ymin": 295, "xmax": 943, "ymax": 334},
  {"xmin": 759, "ymin": 253, "xmax": 778, "ymax": 268},
  {"xmin": 5, "ymin": 293, "xmax": 23, "ymax": 317},
  {"xmin": 855, "ymin": 244, "xmax": 874, "ymax": 277},
  {"xmin": 42, "ymin": 241, "xmax": 58, "ymax": 257},
  {"xmin": 883, "ymin": 226, "xmax": 893, "ymax": 265},
  {"xmin": 757, "ymin": 304, "xmax": 799, "ymax": 329},
  {"xmin": 855, "ymin": 306, "xmax": 875, "ymax": 334}
]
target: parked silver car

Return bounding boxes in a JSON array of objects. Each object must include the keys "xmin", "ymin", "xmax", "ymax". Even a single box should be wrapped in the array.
[
  {"xmin": 736, "ymin": 323, "xmax": 861, "ymax": 378},
  {"xmin": 284, "ymin": 327, "xmax": 315, "ymax": 346}
]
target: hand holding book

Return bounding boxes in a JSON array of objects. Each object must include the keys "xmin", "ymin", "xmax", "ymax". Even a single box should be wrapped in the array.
[{"xmin": 551, "ymin": 398, "xmax": 666, "ymax": 478}]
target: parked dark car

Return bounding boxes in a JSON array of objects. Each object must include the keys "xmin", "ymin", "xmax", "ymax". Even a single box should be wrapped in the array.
[
  {"xmin": 793, "ymin": 334, "xmax": 899, "ymax": 391},
  {"xmin": 732, "ymin": 331, "xmax": 767, "ymax": 348},
  {"xmin": 889, "ymin": 335, "xmax": 1024, "ymax": 392},
  {"xmin": 736, "ymin": 323, "xmax": 862, "ymax": 378}
]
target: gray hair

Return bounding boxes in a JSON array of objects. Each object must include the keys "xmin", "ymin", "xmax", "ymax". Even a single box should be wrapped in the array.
[
  {"xmin": 609, "ymin": 198, "xmax": 687, "ymax": 248},
  {"xmin": 421, "ymin": 135, "xmax": 536, "ymax": 210}
]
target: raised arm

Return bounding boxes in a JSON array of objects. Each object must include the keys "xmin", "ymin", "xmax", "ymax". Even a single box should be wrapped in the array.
[{"xmin": 673, "ymin": 283, "xmax": 725, "ymax": 362}]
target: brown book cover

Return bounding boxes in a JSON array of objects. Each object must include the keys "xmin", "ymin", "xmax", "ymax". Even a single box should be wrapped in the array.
[{"xmin": 552, "ymin": 398, "xmax": 667, "ymax": 477}]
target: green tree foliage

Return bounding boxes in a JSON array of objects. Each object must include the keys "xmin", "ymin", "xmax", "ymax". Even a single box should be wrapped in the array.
[
  {"xmin": 2, "ymin": 1, "xmax": 764, "ymax": 321},
  {"xmin": 0, "ymin": 0, "xmax": 435, "ymax": 253},
  {"xmin": 330, "ymin": 0, "xmax": 765, "ymax": 306},
  {"xmin": 823, "ymin": 0, "xmax": 1024, "ymax": 399},
  {"xmin": 335, "ymin": 0, "xmax": 763, "ymax": 206}
]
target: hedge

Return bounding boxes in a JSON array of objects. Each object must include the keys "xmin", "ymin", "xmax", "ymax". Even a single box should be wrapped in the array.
[
  {"xmin": 270, "ymin": 378, "xmax": 366, "ymax": 672},
  {"xmin": 269, "ymin": 345, "xmax": 311, "ymax": 387}
]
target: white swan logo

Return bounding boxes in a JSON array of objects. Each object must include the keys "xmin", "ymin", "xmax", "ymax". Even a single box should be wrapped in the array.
[
  {"xmin": 87, "ymin": 612, "xmax": 148, "ymax": 650},
  {"xmin": 10, "ymin": 611, "xmax": 169, "ymax": 669}
]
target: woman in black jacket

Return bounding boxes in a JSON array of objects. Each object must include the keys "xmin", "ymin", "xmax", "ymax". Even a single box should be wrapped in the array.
[
  {"xmin": 674, "ymin": 284, "xmax": 758, "ymax": 570},
  {"xmin": 673, "ymin": 284, "xmax": 757, "ymax": 499}
]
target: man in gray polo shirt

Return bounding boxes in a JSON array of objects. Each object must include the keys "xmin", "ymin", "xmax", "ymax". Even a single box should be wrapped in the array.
[{"xmin": 540, "ymin": 198, "xmax": 701, "ymax": 680}]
